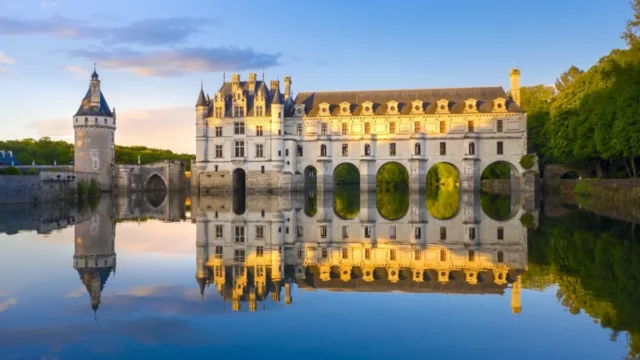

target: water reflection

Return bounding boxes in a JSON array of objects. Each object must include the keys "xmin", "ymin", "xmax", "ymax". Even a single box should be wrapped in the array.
[{"xmin": 192, "ymin": 190, "xmax": 528, "ymax": 312}]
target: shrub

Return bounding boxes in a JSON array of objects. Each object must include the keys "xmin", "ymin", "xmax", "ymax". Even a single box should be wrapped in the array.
[
  {"xmin": 573, "ymin": 180, "xmax": 591, "ymax": 196},
  {"xmin": 520, "ymin": 154, "xmax": 536, "ymax": 170},
  {"xmin": 88, "ymin": 178, "xmax": 100, "ymax": 199},
  {"xmin": 520, "ymin": 212, "xmax": 535, "ymax": 229},
  {"xmin": 77, "ymin": 180, "xmax": 89, "ymax": 200},
  {"xmin": 0, "ymin": 166, "xmax": 21, "ymax": 175},
  {"xmin": 25, "ymin": 168, "xmax": 39, "ymax": 175}
]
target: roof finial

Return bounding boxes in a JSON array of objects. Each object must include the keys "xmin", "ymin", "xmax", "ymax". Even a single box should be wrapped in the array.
[
  {"xmin": 201, "ymin": 78, "xmax": 203, "ymax": 90},
  {"xmin": 223, "ymin": 72, "xmax": 226, "ymax": 83},
  {"xmin": 262, "ymin": 68, "xmax": 265, "ymax": 81}
]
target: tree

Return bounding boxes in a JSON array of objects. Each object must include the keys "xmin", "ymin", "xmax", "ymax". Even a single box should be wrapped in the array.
[
  {"xmin": 554, "ymin": 66, "xmax": 584, "ymax": 93},
  {"xmin": 622, "ymin": 0, "xmax": 640, "ymax": 47}
]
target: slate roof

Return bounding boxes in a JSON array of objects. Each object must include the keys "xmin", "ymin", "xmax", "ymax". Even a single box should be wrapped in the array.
[
  {"xmin": 292, "ymin": 86, "xmax": 522, "ymax": 116},
  {"xmin": 0, "ymin": 151, "xmax": 19, "ymax": 166},
  {"xmin": 74, "ymin": 88, "xmax": 114, "ymax": 117},
  {"xmin": 207, "ymin": 80, "xmax": 288, "ymax": 117}
]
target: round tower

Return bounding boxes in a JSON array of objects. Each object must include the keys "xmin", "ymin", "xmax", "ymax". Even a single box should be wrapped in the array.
[{"xmin": 73, "ymin": 68, "xmax": 116, "ymax": 191}]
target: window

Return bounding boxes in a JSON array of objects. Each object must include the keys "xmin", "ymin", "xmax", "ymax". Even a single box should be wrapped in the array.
[
  {"xmin": 497, "ymin": 227, "xmax": 504, "ymax": 240},
  {"xmin": 389, "ymin": 122, "xmax": 396, "ymax": 134},
  {"xmin": 497, "ymin": 251, "xmax": 504, "ymax": 263},
  {"xmin": 321, "ymin": 123, "xmax": 328, "ymax": 135},
  {"xmin": 215, "ymin": 246, "xmax": 223, "ymax": 258},
  {"xmin": 234, "ymin": 105, "xmax": 245, "ymax": 117},
  {"xmin": 297, "ymin": 123, "xmax": 303, "ymax": 136},
  {"xmin": 365, "ymin": 248, "xmax": 371, "ymax": 260},
  {"xmin": 215, "ymin": 107, "xmax": 223, "ymax": 118},
  {"xmin": 215, "ymin": 145, "xmax": 223, "ymax": 158},
  {"xmin": 256, "ymin": 126, "xmax": 263, "ymax": 136},
  {"xmin": 342, "ymin": 248, "xmax": 348, "ymax": 259},
  {"xmin": 342, "ymin": 144, "xmax": 348, "ymax": 157},
  {"xmin": 440, "ymin": 121, "xmax": 446, "ymax": 134},
  {"xmin": 497, "ymin": 119, "xmax": 503, "ymax": 133},
  {"xmin": 285, "ymin": 149, "xmax": 289, "ymax": 157},
  {"xmin": 257, "ymin": 246, "xmax": 264, "ymax": 257},
  {"xmin": 297, "ymin": 226, "xmax": 303, "ymax": 238},
  {"xmin": 255, "ymin": 144, "xmax": 264, "ymax": 158},
  {"xmin": 468, "ymin": 120, "xmax": 475, "ymax": 132},
  {"xmin": 440, "ymin": 142, "xmax": 446, "ymax": 155},
  {"xmin": 104, "ymin": 118, "xmax": 107, "ymax": 124},
  {"xmin": 255, "ymin": 106, "xmax": 264, "ymax": 117},
  {"xmin": 364, "ymin": 226, "xmax": 371, "ymax": 238},
  {"xmin": 342, "ymin": 226, "xmax": 349, "ymax": 239},
  {"xmin": 297, "ymin": 146, "xmax": 303, "ymax": 156},
  {"xmin": 320, "ymin": 144, "xmax": 327, "ymax": 157},
  {"xmin": 286, "ymin": 227, "xmax": 289, "ymax": 234},
  {"xmin": 234, "ymin": 249, "xmax": 245, "ymax": 262},
  {"xmin": 256, "ymin": 226, "xmax": 264, "ymax": 239},
  {"xmin": 298, "ymin": 247, "xmax": 304, "ymax": 260},
  {"xmin": 234, "ymin": 122, "xmax": 245, "ymax": 135},
  {"xmin": 261, "ymin": 210, "xmax": 265, "ymax": 217},
  {"xmin": 469, "ymin": 142, "xmax": 475, "ymax": 155},
  {"xmin": 469, "ymin": 227, "xmax": 476, "ymax": 240},
  {"xmin": 440, "ymin": 249, "xmax": 447, "ymax": 261},
  {"xmin": 215, "ymin": 127, "xmax": 222, "ymax": 137},
  {"xmin": 320, "ymin": 226, "xmax": 327, "ymax": 238},
  {"xmin": 468, "ymin": 250, "xmax": 475, "ymax": 262},
  {"xmin": 440, "ymin": 226, "xmax": 447, "ymax": 240},
  {"xmin": 322, "ymin": 247, "xmax": 328, "ymax": 258},
  {"xmin": 415, "ymin": 227, "xmax": 422, "ymax": 240},
  {"xmin": 390, "ymin": 249, "xmax": 397, "ymax": 261},
  {"xmin": 234, "ymin": 226, "xmax": 245, "ymax": 243},
  {"xmin": 389, "ymin": 226, "xmax": 396, "ymax": 239},
  {"xmin": 415, "ymin": 250, "xmax": 422, "ymax": 261},
  {"xmin": 234, "ymin": 141, "xmax": 245, "ymax": 157},
  {"xmin": 414, "ymin": 122, "xmax": 421, "ymax": 133},
  {"xmin": 364, "ymin": 144, "xmax": 371, "ymax": 156},
  {"xmin": 364, "ymin": 123, "xmax": 371, "ymax": 134},
  {"xmin": 342, "ymin": 123, "xmax": 349, "ymax": 135},
  {"xmin": 261, "ymin": 166, "xmax": 265, "ymax": 173},
  {"xmin": 497, "ymin": 141, "xmax": 504, "ymax": 155},
  {"xmin": 415, "ymin": 143, "xmax": 421, "ymax": 155},
  {"xmin": 215, "ymin": 225, "xmax": 223, "ymax": 238},
  {"xmin": 389, "ymin": 143, "xmax": 396, "ymax": 156}
]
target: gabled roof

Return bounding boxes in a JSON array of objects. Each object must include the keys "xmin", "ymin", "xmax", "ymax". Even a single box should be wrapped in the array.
[
  {"xmin": 213, "ymin": 80, "xmax": 287, "ymax": 117},
  {"xmin": 74, "ymin": 88, "xmax": 114, "ymax": 117},
  {"xmin": 292, "ymin": 86, "xmax": 522, "ymax": 116}
]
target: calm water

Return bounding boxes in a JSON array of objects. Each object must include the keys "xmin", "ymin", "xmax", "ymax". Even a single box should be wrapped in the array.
[{"xmin": 0, "ymin": 190, "xmax": 639, "ymax": 360}]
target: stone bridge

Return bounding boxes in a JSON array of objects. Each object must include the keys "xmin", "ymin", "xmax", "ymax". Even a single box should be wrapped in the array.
[{"xmin": 114, "ymin": 160, "xmax": 186, "ymax": 193}]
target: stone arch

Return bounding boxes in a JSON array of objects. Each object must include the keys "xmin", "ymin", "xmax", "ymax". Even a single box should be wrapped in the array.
[
  {"xmin": 480, "ymin": 160, "xmax": 520, "ymax": 192},
  {"xmin": 145, "ymin": 173, "xmax": 167, "ymax": 192},
  {"xmin": 232, "ymin": 168, "xmax": 246, "ymax": 215},
  {"xmin": 145, "ymin": 191, "xmax": 166, "ymax": 209},
  {"xmin": 376, "ymin": 162, "xmax": 409, "ymax": 221},
  {"xmin": 561, "ymin": 171, "xmax": 580, "ymax": 179},
  {"xmin": 333, "ymin": 163, "xmax": 360, "ymax": 219},
  {"xmin": 426, "ymin": 162, "xmax": 461, "ymax": 220},
  {"xmin": 333, "ymin": 163, "xmax": 360, "ymax": 186},
  {"xmin": 544, "ymin": 164, "xmax": 588, "ymax": 186},
  {"xmin": 480, "ymin": 192, "xmax": 519, "ymax": 221},
  {"xmin": 303, "ymin": 165, "xmax": 317, "ymax": 189}
]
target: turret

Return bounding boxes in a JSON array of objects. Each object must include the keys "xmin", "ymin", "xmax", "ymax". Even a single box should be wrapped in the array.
[
  {"xmin": 510, "ymin": 68, "xmax": 521, "ymax": 107},
  {"xmin": 270, "ymin": 80, "xmax": 285, "ymax": 170},
  {"xmin": 511, "ymin": 275, "xmax": 522, "ymax": 314},
  {"xmin": 73, "ymin": 67, "xmax": 116, "ymax": 191},
  {"xmin": 195, "ymin": 83, "xmax": 209, "ymax": 171}
]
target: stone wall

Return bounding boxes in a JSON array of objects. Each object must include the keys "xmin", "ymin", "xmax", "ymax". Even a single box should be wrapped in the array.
[
  {"xmin": 0, "ymin": 171, "xmax": 99, "ymax": 205},
  {"xmin": 553, "ymin": 179, "xmax": 640, "ymax": 222}
]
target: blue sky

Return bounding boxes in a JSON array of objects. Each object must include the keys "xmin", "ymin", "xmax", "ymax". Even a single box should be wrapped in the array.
[{"xmin": 0, "ymin": 0, "xmax": 632, "ymax": 153}]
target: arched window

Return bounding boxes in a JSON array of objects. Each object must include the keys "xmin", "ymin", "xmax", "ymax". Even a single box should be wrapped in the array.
[
  {"xmin": 469, "ymin": 142, "xmax": 475, "ymax": 155},
  {"xmin": 415, "ymin": 143, "xmax": 421, "ymax": 155},
  {"xmin": 364, "ymin": 144, "xmax": 371, "ymax": 156},
  {"xmin": 320, "ymin": 144, "xmax": 327, "ymax": 157}
]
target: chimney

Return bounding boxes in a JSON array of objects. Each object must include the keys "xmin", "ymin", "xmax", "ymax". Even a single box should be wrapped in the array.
[
  {"xmin": 510, "ymin": 68, "xmax": 521, "ymax": 106},
  {"xmin": 248, "ymin": 73, "xmax": 257, "ymax": 93},
  {"xmin": 284, "ymin": 76, "xmax": 292, "ymax": 102},
  {"xmin": 232, "ymin": 73, "xmax": 240, "ymax": 93},
  {"xmin": 270, "ymin": 80, "xmax": 280, "ymax": 92}
]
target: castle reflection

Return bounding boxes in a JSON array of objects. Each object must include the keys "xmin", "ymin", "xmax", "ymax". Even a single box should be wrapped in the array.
[{"xmin": 192, "ymin": 190, "xmax": 530, "ymax": 313}]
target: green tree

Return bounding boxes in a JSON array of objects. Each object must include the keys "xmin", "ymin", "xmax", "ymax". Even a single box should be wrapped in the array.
[
  {"xmin": 622, "ymin": 0, "xmax": 640, "ymax": 46},
  {"xmin": 554, "ymin": 65, "xmax": 584, "ymax": 93}
]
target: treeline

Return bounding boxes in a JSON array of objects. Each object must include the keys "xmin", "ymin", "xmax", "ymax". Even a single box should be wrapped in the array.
[
  {"xmin": 0, "ymin": 138, "xmax": 194, "ymax": 170},
  {"xmin": 523, "ymin": 2, "xmax": 640, "ymax": 178}
]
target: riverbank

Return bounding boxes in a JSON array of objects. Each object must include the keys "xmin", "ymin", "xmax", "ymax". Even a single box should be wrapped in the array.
[{"xmin": 549, "ymin": 179, "xmax": 640, "ymax": 222}]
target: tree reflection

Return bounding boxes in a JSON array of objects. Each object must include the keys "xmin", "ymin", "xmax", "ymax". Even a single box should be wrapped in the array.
[
  {"xmin": 426, "ymin": 163, "xmax": 460, "ymax": 220},
  {"xmin": 525, "ymin": 212, "xmax": 640, "ymax": 358},
  {"xmin": 480, "ymin": 192, "xmax": 514, "ymax": 221},
  {"xmin": 376, "ymin": 162, "xmax": 409, "ymax": 220},
  {"xmin": 334, "ymin": 185, "xmax": 359, "ymax": 219}
]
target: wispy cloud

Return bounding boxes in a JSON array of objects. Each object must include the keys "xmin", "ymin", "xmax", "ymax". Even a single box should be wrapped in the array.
[
  {"xmin": 0, "ymin": 16, "xmax": 217, "ymax": 46},
  {"xmin": 68, "ymin": 46, "xmax": 282, "ymax": 77},
  {"xmin": 63, "ymin": 65, "xmax": 89, "ymax": 76},
  {"xmin": 0, "ymin": 51, "xmax": 16, "ymax": 64},
  {"xmin": 0, "ymin": 298, "xmax": 17, "ymax": 312},
  {"xmin": 40, "ymin": 0, "xmax": 59, "ymax": 9}
]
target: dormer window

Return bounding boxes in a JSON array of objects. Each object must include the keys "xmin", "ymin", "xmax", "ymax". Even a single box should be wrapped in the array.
[
  {"xmin": 361, "ymin": 101, "xmax": 374, "ymax": 115},
  {"xmin": 436, "ymin": 99, "xmax": 450, "ymax": 114},
  {"xmin": 215, "ymin": 107, "xmax": 224, "ymax": 118},
  {"xmin": 411, "ymin": 100, "xmax": 424, "ymax": 114},
  {"xmin": 340, "ymin": 102, "xmax": 351, "ymax": 115},
  {"xmin": 464, "ymin": 98, "xmax": 478, "ymax": 113},
  {"xmin": 387, "ymin": 100, "xmax": 399, "ymax": 115},
  {"xmin": 493, "ymin": 97, "xmax": 507, "ymax": 113},
  {"xmin": 319, "ymin": 102, "xmax": 330, "ymax": 116},
  {"xmin": 294, "ymin": 104, "xmax": 305, "ymax": 116}
]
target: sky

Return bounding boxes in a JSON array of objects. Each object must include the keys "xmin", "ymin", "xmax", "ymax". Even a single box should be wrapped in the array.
[{"xmin": 0, "ymin": 0, "xmax": 632, "ymax": 154}]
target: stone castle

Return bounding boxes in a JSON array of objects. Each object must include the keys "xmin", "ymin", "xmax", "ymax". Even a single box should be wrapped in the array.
[{"xmin": 191, "ymin": 70, "xmax": 536, "ymax": 194}]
